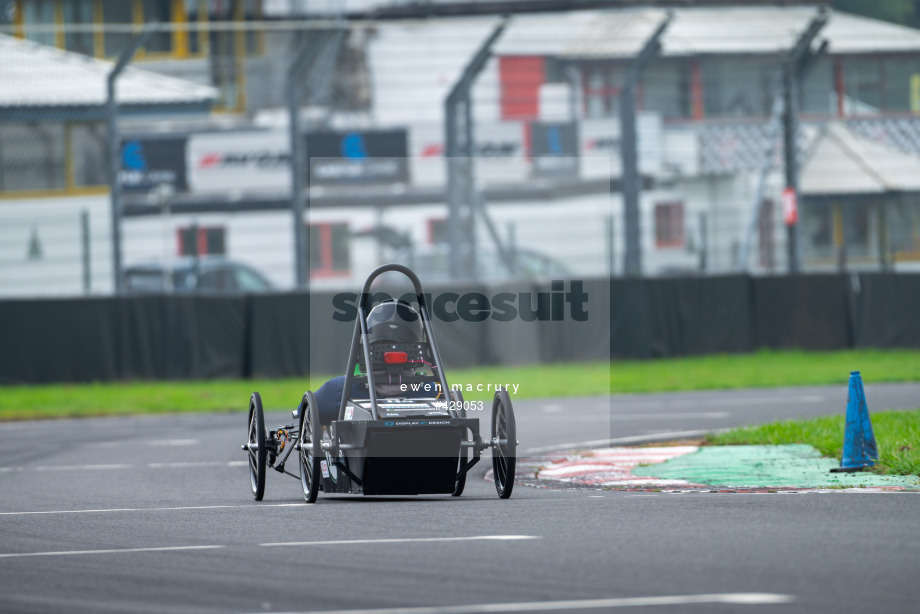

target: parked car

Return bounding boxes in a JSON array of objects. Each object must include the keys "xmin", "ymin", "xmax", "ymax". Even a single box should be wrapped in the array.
[
  {"xmin": 410, "ymin": 247, "xmax": 571, "ymax": 283},
  {"xmin": 124, "ymin": 258, "xmax": 274, "ymax": 294}
]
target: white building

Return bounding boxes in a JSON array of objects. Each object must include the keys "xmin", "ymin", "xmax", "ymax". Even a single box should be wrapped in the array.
[{"xmin": 4, "ymin": 5, "xmax": 920, "ymax": 296}]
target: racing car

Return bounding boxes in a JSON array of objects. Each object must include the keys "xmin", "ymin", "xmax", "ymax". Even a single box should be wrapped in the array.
[{"xmin": 242, "ymin": 263, "xmax": 517, "ymax": 502}]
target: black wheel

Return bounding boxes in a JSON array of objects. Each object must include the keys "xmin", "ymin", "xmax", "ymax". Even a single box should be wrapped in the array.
[
  {"xmin": 450, "ymin": 390, "xmax": 467, "ymax": 497},
  {"xmin": 247, "ymin": 392, "xmax": 267, "ymax": 501},
  {"xmin": 298, "ymin": 391, "xmax": 321, "ymax": 503},
  {"xmin": 491, "ymin": 388, "xmax": 516, "ymax": 499}
]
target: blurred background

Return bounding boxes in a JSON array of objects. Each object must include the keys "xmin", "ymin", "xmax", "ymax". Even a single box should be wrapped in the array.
[
  {"xmin": 2, "ymin": 1, "xmax": 920, "ymax": 383},
  {"xmin": 2, "ymin": 0, "xmax": 920, "ymax": 298}
]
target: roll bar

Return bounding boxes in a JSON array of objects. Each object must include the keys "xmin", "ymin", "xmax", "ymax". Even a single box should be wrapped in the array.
[
  {"xmin": 338, "ymin": 264, "xmax": 452, "ymax": 421},
  {"xmin": 357, "ymin": 263, "xmax": 428, "ymax": 313}
]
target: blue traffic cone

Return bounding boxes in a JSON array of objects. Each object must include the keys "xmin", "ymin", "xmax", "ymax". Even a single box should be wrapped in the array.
[{"xmin": 830, "ymin": 371, "xmax": 878, "ymax": 473}]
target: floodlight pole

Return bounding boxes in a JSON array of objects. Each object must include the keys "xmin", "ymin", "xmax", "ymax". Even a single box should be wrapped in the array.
[
  {"xmin": 783, "ymin": 9, "xmax": 828, "ymax": 274},
  {"xmin": 621, "ymin": 14, "xmax": 670, "ymax": 278},
  {"xmin": 445, "ymin": 19, "xmax": 507, "ymax": 280},
  {"xmin": 107, "ymin": 26, "xmax": 154, "ymax": 295}
]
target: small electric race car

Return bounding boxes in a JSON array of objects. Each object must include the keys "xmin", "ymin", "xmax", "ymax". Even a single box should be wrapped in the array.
[{"xmin": 242, "ymin": 263, "xmax": 517, "ymax": 502}]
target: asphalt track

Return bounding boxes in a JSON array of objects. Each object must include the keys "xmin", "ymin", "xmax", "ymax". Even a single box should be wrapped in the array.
[{"xmin": 1, "ymin": 383, "xmax": 918, "ymax": 614}]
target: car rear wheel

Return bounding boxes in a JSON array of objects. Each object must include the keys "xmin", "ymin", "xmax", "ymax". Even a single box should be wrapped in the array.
[
  {"xmin": 298, "ymin": 392, "xmax": 321, "ymax": 503},
  {"xmin": 491, "ymin": 388, "xmax": 516, "ymax": 499},
  {"xmin": 247, "ymin": 392, "xmax": 267, "ymax": 501}
]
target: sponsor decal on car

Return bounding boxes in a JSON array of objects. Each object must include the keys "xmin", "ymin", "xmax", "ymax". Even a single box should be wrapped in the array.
[
  {"xmin": 382, "ymin": 420, "xmax": 452, "ymax": 426},
  {"xmin": 383, "ymin": 404, "xmax": 434, "ymax": 410}
]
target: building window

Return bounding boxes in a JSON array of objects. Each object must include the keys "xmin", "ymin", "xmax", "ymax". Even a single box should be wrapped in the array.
[
  {"xmin": 0, "ymin": 122, "xmax": 110, "ymax": 196},
  {"xmin": 309, "ymin": 222, "xmax": 350, "ymax": 277},
  {"xmin": 499, "ymin": 56, "xmax": 545, "ymax": 120},
  {"xmin": 13, "ymin": 0, "xmax": 262, "ymax": 62},
  {"xmin": 883, "ymin": 58, "xmax": 920, "ymax": 114},
  {"xmin": 21, "ymin": 0, "xmax": 56, "ymax": 47},
  {"xmin": 0, "ymin": 124, "xmax": 65, "ymax": 192},
  {"xmin": 843, "ymin": 59, "xmax": 883, "ymax": 116},
  {"xmin": 141, "ymin": 0, "xmax": 173, "ymax": 54},
  {"xmin": 12, "ymin": 0, "xmax": 263, "ymax": 112},
  {"xmin": 701, "ymin": 58, "xmax": 778, "ymax": 118},
  {"xmin": 73, "ymin": 123, "xmax": 108, "ymax": 188},
  {"xmin": 581, "ymin": 64, "xmax": 622, "ymax": 119},
  {"xmin": 427, "ymin": 218, "xmax": 448, "ymax": 244},
  {"xmin": 100, "ymin": 0, "xmax": 133, "ymax": 57},
  {"xmin": 654, "ymin": 202, "xmax": 684, "ymax": 248},
  {"xmin": 837, "ymin": 57, "xmax": 920, "ymax": 116},
  {"xmin": 62, "ymin": 0, "xmax": 96, "ymax": 56},
  {"xmin": 185, "ymin": 0, "xmax": 208, "ymax": 56},
  {"xmin": 802, "ymin": 201, "xmax": 871, "ymax": 261},
  {"xmin": 889, "ymin": 198, "xmax": 920, "ymax": 260},
  {"xmin": 178, "ymin": 226, "xmax": 226, "ymax": 255},
  {"xmin": 800, "ymin": 58, "xmax": 835, "ymax": 116},
  {"xmin": 641, "ymin": 61, "xmax": 691, "ymax": 119}
]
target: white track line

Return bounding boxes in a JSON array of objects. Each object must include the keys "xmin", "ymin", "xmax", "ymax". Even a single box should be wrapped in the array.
[
  {"xmin": 607, "ymin": 412, "xmax": 730, "ymax": 421},
  {"xmin": 708, "ymin": 395, "xmax": 823, "ymax": 407},
  {"xmin": 146, "ymin": 439, "xmax": 199, "ymax": 446},
  {"xmin": 522, "ymin": 430, "xmax": 712, "ymax": 454},
  {"xmin": 613, "ymin": 394, "xmax": 823, "ymax": 410},
  {"xmin": 0, "ymin": 464, "xmax": 134, "ymax": 472},
  {"xmin": 148, "ymin": 461, "xmax": 247, "ymax": 468},
  {"xmin": 0, "ymin": 503, "xmax": 305, "ymax": 516},
  {"xmin": 0, "ymin": 545, "xmax": 225, "ymax": 559},
  {"xmin": 261, "ymin": 536, "xmax": 540, "ymax": 547},
  {"xmin": 252, "ymin": 593, "xmax": 794, "ymax": 614},
  {"xmin": 0, "ymin": 461, "xmax": 246, "ymax": 473}
]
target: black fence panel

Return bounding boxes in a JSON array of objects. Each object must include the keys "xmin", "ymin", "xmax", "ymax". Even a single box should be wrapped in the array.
[
  {"xmin": 610, "ymin": 278, "xmax": 654, "ymax": 358},
  {"xmin": 0, "ymin": 298, "xmax": 117, "ymax": 384},
  {"xmin": 751, "ymin": 275, "xmax": 852, "ymax": 350},
  {"xmin": 0, "ymin": 296, "xmax": 246, "ymax": 384},
  {"xmin": 610, "ymin": 276, "xmax": 752, "ymax": 358},
  {"xmin": 536, "ymin": 278, "xmax": 610, "ymax": 363},
  {"xmin": 3, "ymin": 274, "xmax": 920, "ymax": 385},
  {"xmin": 645, "ymin": 275, "xmax": 753, "ymax": 357},
  {"xmin": 852, "ymin": 273, "xmax": 920, "ymax": 348},
  {"xmin": 247, "ymin": 292, "xmax": 312, "ymax": 378},
  {"xmin": 113, "ymin": 296, "xmax": 247, "ymax": 380},
  {"xmin": 417, "ymin": 282, "xmax": 495, "ymax": 370},
  {"xmin": 482, "ymin": 280, "xmax": 543, "ymax": 367}
]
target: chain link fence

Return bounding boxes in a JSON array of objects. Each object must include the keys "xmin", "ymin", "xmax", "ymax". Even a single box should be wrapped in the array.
[{"xmin": 3, "ymin": 6, "xmax": 920, "ymax": 299}]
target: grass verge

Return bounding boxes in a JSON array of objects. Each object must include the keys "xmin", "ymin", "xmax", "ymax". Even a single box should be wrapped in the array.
[
  {"xmin": 706, "ymin": 409, "xmax": 920, "ymax": 476},
  {"xmin": 0, "ymin": 348, "xmax": 917, "ymax": 421}
]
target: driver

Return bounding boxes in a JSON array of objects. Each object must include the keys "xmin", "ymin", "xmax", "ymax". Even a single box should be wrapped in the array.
[{"xmin": 309, "ymin": 299, "xmax": 438, "ymax": 426}]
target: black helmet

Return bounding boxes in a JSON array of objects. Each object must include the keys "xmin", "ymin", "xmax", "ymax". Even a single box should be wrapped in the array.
[{"xmin": 365, "ymin": 299, "xmax": 423, "ymax": 344}]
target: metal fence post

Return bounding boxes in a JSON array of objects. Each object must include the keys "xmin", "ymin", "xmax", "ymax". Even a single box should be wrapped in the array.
[
  {"xmin": 606, "ymin": 215, "xmax": 615, "ymax": 276},
  {"xmin": 783, "ymin": 9, "xmax": 828, "ymax": 274},
  {"xmin": 621, "ymin": 14, "xmax": 670, "ymax": 278},
  {"xmin": 288, "ymin": 36, "xmax": 321, "ymax": 289},
  {"xmin": 107, "ymin": 26, "xmax": 154, "ymax": 295},
  {"xmin": 288, "ymin": 29, "xmax": 344, "ymax": 289},
  {"xmin": 81, "ymin": 209, "xmax": 91, "ymax": 294},
  {"xmin": 445, "ymin": 20, "xmax": 506, "ymax": 280},
  {"xmin": 699, "ymin": 212, "xmax": 708, "ymax": 272}
]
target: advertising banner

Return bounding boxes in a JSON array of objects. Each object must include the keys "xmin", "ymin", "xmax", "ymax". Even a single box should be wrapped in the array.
[
  {"xmin": 186, "ymin": 130, "xmax": 291, "ymax": 194},
  {"xmin": 530, "ymin": 122, "xmax": 579, "ymax": 178},
  {"xmin": 308, "ymin": 129, "xmax": 410, "ymax": 186},
  {"xmin": 409, "ymin": 122, "xmax": 528, "ymax": 187},
  {"xmin": 119, "ymin": 136, "xmax": 188, "ymax": 192}
]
